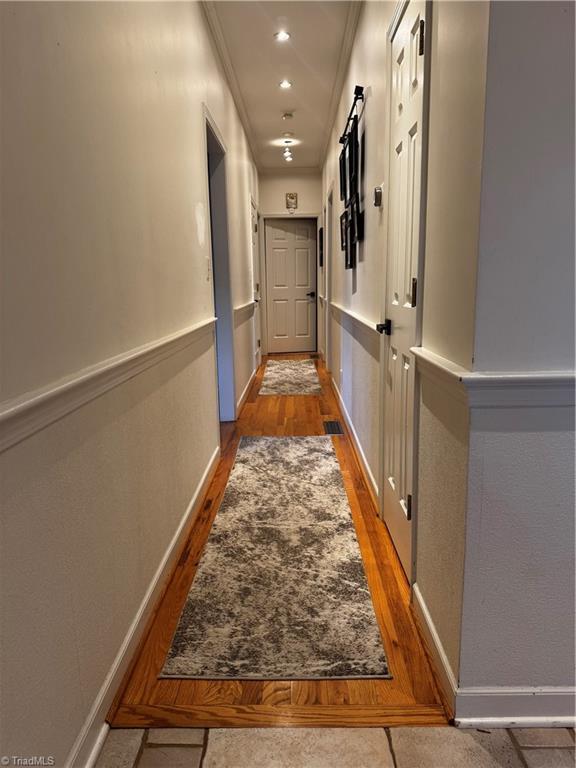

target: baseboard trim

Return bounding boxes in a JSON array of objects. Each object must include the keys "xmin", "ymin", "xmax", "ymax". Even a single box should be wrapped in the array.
[
  {"xmin": 236, "ymin": 367, "xmax": 257, "ymax": 415},
  {"xmin": 66, "ymin": 446, "xmax": 220, "ymax": 768},
  {"xmin": 456, "ymin": 716, "xmax": 576, "ymax": 729},
  {"xmin": 330, "ymin": 377, "xmax": 379, "ymax": 505},
  {"xmin": 412, "ymin": 583, "xmax": 458, "ymax": 718},
  {"xmin": 455, "ymin": 686, "xmax": 576, "ymax": 726},
  {"xmin": 411, "ymin": 585, "xmax": 576, "ymax": 727}
]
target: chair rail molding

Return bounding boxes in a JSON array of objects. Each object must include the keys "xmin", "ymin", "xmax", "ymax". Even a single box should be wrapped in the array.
[
  {"xmin": 233, "ymin": 299, "xmax": 256, "ymax": 315},
  {"xmin": 330, "ymin": 301, "xmax": 380, "ymax": 335},
  {"xmin": 0, "ymin": 317, "xmax": 217, "ymax": 454},
  {"xmin": 411, "ymin": 346, "xmax": 575, "ymax": 409}
]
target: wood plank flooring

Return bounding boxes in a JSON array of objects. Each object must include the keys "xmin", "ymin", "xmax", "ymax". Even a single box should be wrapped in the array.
[{"xmin": 109, "ymin": 354, "xmax": 447, "ymax": 728}]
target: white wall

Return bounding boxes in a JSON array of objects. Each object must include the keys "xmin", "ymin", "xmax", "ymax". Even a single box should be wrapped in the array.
[
  {"xmin": 259, "ymin": 171, "xmax": 322, "ymax": 216},
  {"xmin": 415, "ymin": 1, "xmax": 576, "ymax": 723},
  {"xmin": 322, "ymin": 1, "xmax": 395, "ymax": 494},
  {"xmin": 421, "ymin": 1, "xmax": 490, "ymax": 370},
  {"xmin": 473, "ymin": 1, "xmax": 575, "ymax": 373},
  {"xmin": 413, "ymin": 0, "xmax": 490, "ymax": 692},
  {"xmin": 0, "ymin": 2, "xmax": 257, "ymax": 763},
  {"xmin": 455, "ymin": 1, "xmax": 576, "ymax": 721}
]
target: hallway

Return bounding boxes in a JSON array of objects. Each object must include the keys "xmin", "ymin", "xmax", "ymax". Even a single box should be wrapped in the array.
[
  {"xmin": 109, "ymin": 355, "xmax": 445, "ymax": 729},
  {"xmin": 0, "ymin": 1, "xmax": 573, "ymax": 762}
]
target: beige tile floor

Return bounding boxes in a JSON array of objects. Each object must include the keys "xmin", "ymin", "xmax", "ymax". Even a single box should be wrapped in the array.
[{"xmin": 96, "ymin": 726, "xmax": 575, "ymax": 768}]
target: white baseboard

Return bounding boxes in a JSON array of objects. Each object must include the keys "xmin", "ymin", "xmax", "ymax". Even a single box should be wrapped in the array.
[
  {"xmin": 455, "ymin": 687, "xmax": 576, "ymax": 727},
  {"xmin": 331, "ymin": 378, "xmax": 379, "ymax": 498},
  {"xmin": 412, "ymin": 584, "xmax": 576, "ymax": 727},
  {"xmin": 236, "ymin": 367, "xmax": 257, "ymax": 415},
  {"xmin": 66, "ymin": 446, "xmax": 220, "ymax": 768},
  {"xmin": 412, "ymin": 583, "xmax": 458, "ymax": 714}
]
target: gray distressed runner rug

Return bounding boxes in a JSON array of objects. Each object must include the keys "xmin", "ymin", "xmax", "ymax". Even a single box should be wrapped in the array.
[
  {"xmin": 161, "ymin": 436, "xmax": 391, "ymax": 679},
  {"xmin": 259, "ymin": 359, "xmax": 322, "ymax": 395}
]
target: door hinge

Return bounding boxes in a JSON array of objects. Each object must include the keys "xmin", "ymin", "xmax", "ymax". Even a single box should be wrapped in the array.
[
  {"xmin": 418, "ymin": 19, "xmax": 425, "ymax": 56},
  {"xmin": 406, "ymin": 493, "xmax": 412, "ymax": 521},
  {"xmin": 411, "ymin": 277, "xmax": 418, "ymax": 307},
  {"xmin": 257, "ymin": 339, "xmax": 261, "ymax": 348},
  {"xmin": 376, "ymin": 319, "xmax": 392, "ymax": 336}
]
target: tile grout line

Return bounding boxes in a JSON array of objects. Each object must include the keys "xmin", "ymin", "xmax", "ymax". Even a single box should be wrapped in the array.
[
  {"xmin": 506, "ymin": 729, "xmax": 531, "ymax": 768},
  {"xmin": 199, "ymin": 728, "xmax": 210, "ymax": 768},
  {"xmin": 384, "ymin": 727, "xmax": 399, "ymax": 768},
  {"xmin": 133, "ymin": 728, "xmax": 149, "ymax": 768}
]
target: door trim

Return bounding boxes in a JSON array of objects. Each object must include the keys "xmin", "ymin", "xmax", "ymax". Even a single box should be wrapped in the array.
[{"xmin": 261, "ymin": 215, "xmax": 320, "ymax": 355}]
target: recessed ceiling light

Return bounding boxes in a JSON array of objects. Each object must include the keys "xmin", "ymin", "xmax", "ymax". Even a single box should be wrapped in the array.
[
  {"xmin": 274, "ymin": 30, "xmax": 291, "ymax": 42},
  {"xmin": 282, "ymin": 112, "xmax": 293, "ymax": 120},
  {"xmin": 285, "ymin": 155, "xmax": 293, "ymax": 162},
  {"xmin": 283, "ymin": 139, "xmax": 294, "ymax": 145},
  {"xmin": 279, "ymin": 79, "xmax": 292, "ymax": 90},
  {"xmin": 282, "ymin": 131, "xmax": 294, "ymax": 138},
  {"xmin": 283, "ymin": 149, "xmax": 292, "ymax": 157}
]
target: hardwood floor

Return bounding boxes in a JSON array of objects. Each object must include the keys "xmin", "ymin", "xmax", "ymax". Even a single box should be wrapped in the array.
[{"xmin": 108, "ymin": 354, "xmax": 447, "ymax": 728}]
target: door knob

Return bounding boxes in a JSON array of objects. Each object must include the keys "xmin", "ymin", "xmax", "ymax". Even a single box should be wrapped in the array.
[{"xmin": 306, "ymin": 291, "xmax": 316, "ymax": 298}]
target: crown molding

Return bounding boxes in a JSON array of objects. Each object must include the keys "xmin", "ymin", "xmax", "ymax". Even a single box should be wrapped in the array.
[
  {"xmin": 201, "ymin": 1, "xmax": 259, "ymax": 167},
  {"xmin": 319, "ymin": 1, "xmax": 364, "ymax": 168}
]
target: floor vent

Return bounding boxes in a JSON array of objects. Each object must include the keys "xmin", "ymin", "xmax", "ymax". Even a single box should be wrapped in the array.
[{"xmin": 324, "ymin": 420, "xmax": 344, "ymax": 435}]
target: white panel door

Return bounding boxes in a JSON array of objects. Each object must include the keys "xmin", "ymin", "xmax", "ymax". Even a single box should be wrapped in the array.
[
  {"xmin": 265, "ymin": 219, "xmax": 317, "ymax": 353},
  {"xmin": 382, "ymin": 0, "xmax": 427, "ymax": 580}
]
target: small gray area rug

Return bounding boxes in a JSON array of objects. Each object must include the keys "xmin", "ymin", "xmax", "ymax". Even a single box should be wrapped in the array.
[
  {"xmin": 259, "ymin": 359, "xmax": 322, "ymax": 395},
  {"xmin": 162, "ymin": 436, "xmax": 391, "ymax": 679}
]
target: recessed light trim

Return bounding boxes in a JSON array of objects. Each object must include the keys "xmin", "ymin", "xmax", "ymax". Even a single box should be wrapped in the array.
[
  {"xmin": 274, "ymin": 30, "xmax": 291, "ymax": 42},
  {"xmin": 279, "ymin": 79, "xmax": 292, "ymax": 90}
]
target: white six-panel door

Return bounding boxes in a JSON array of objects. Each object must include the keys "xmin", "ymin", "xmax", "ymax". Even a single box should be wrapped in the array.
[
  {"xmin": 265, "ymin": 219, "xmax": 317, "ymax": 353},
  {"xmin": 382, "ymin": 0, "xmax": 427, "ymax": 580}
]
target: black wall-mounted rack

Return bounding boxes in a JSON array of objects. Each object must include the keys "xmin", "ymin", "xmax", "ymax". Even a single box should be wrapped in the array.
[{"xmin": 339, "ymin": 85, "xmax": 364, "ymax": 145}]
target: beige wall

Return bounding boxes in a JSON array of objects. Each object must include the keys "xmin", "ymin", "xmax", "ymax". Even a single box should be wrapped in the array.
[
  {"xmin": 421, "ymin": 1, "xmax": 489, "ymax": 370},
  {"xmin": 413, "ymin": 0, "xmax": 490, "ymax": 689},
  {"xmin": 0, "ymin": 2, "xmax": 257, "ymax": 763},
  {"xmin": 259, "ymin": 171, "xmax": 322, "ymax": 216},
  {"xmin": 473, "ymin": 1, "xmax": 575, "ymax": 373},
  {"xmin": 322, "ymin": 0, "xmax": 395, "ymax": 493}
]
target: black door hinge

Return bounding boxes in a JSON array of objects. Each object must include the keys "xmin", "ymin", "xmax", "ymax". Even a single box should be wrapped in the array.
[
  {"xmin": 411, "ymin": 277, "xmax": 418, "ymax": 307},
  {"xmin": 376, "ymin": 319, "xmax": 392, "ymax": 336},
  {"xmin": 406, "ymin": 493, "xmax": 412, "ymax": 521},
  {"xmin": 419, "ymin": 19, "xmax": 425, "ymax": 56}
]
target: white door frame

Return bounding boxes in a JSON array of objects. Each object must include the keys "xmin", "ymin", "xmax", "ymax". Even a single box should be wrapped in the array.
[
  {"xmin": 260, "ymin": 214, "xmax": 320, "ymax": 356},
  {"xmin": 378, "ymin": 0, "xmax": 432, "ymax": 583},
  {"xmin": 203, "ymin": 104, "xmax": 236, "ymax": 423},
  {"xmin": 250, "ymin": 196, "xmax": 262, "ymax": 368},
  {"xmin": 324, "ymin": 187, "xmax": 334, "ymax": 372}
]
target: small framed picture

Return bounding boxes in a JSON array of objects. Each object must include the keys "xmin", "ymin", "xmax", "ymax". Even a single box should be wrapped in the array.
[
  {"xmin": 285, "ymin": 192, "xmax": 298, "ymax": 210},
  {"xmin": 340, "ymin": 210, "xmax": 348, "ymax": 251},
  {"xmin": 350, "ymin": 193, "xmax": 364, "ymax": 244},
  {"xmin": 345, "ymin": 214, "xmax": 355, "ymax": 270},
  {"xmin": 339, "ymin": 149, "xmax": 347, "ymax": 202},
  {"xmin": 347, "ymin": 115, "xmax": 359, "ymax": 205}
]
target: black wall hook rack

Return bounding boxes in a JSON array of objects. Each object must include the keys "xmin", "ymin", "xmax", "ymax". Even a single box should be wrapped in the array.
[{"xmin": 339, "ymin": 85, "xmax": 364, "ymax": 144}]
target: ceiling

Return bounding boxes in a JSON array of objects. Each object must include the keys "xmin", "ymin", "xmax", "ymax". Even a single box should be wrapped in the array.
[{"xmin": 202, "ymin": 1, "xmax": 361, "ymax": 171}]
